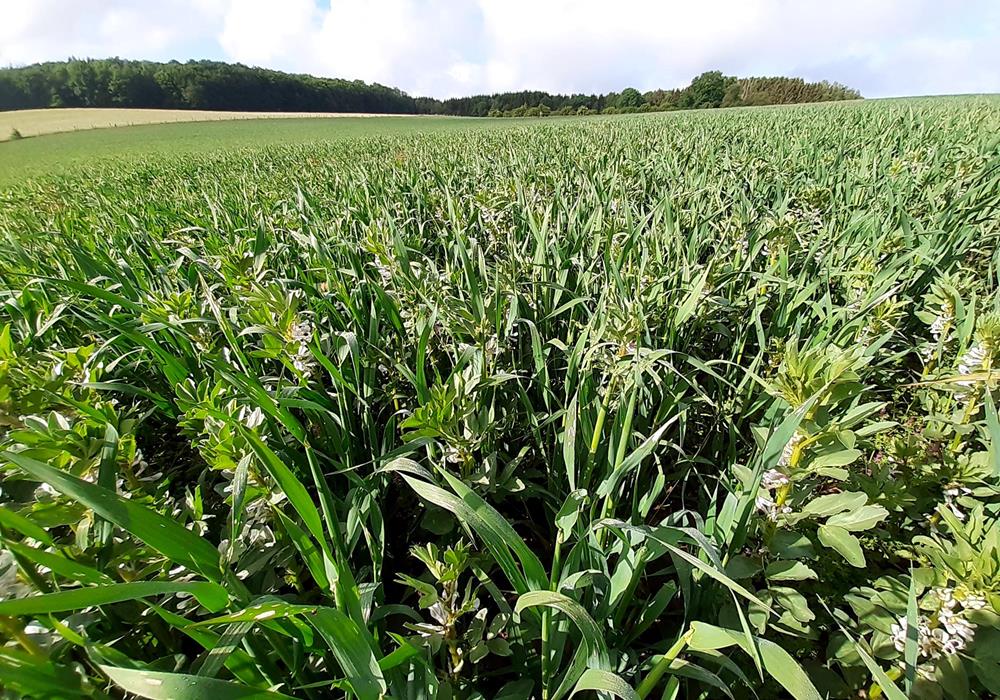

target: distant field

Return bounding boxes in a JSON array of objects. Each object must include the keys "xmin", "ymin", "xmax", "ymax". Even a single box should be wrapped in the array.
[
  {"xmin": 0, "ymin": 114, "xmax": 514, "ymax": 184},
  {"xmin": 0, "ymin": 107, "xmax": 412, "ymax": 141}
]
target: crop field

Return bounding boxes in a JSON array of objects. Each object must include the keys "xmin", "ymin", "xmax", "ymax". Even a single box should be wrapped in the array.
[
  {"xmin": 0, "ymin": 108, "xmax": 423, "ymax": 142},
  {"xmin": 0, "ymin": 96, "xmax": 999, "ymax": 699},
  {"xmin": 0, "ymin": 114, "xmax": 509, "ymax": 185}
]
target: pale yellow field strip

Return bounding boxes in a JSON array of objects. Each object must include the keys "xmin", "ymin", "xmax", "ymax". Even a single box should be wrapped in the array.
[{"xmin": 0, "ymin": 108, "xmax": 405, "ymax": 140}]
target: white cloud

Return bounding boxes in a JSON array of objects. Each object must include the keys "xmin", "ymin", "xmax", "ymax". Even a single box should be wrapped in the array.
[
  {"xmin": 1, "ymin": 0, "xmax": 998, "ymax": 98},
  {"xmin": 0, "ymin": 0, "xmax": 226, "ymax": 66}
]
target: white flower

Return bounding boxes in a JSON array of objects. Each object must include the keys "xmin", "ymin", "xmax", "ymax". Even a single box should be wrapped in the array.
[
  {"xmin": 962, "ymin": 592, "xmax": 988, "ymax": 611},
  {"xmin": 958, "ymin": 343, "xmax": 986, "ymax": 376},
  {"xmin": 292, "ymin": 345, "xmax": 315, "ymax": 374},
  {"xmin": 940, "ymin": 609, "xmax": 976, "ymax": 644},
  {"xmin": 942, "ymin": 487, "xmax": 972, "ymax": 521},
  {"xmin": 755, "ymin": 496, "xmax": 791, "ymax": 521},
  {"xmin": 429, "ymin": 602, "xmax": 448, "ymax": 625},
  {"xmin": 929, "ymin": 313, "xmax": 951, "ymax": 342},
  {"xmin": 237, "ymin": 405, "xmax": 265, "ymax": 430},
  {"xmin": 935, "ymin": 587, "xmax": 957, "ymax": 609},
  {"xmin": 373, "ymin": 261, "xmax": 393, "ymax": 285},
  {"xmin": 778, "ymin": 432, "xmax": 804, "ymax": 469},
  {"xmin": 761, "ymin": 469, "xmax": 790, "ymax": 490},
  {"xmin": 892, "ymin": 589, "xmax": 979, "ymax": 662},
  {"xmin": 890, "ymin": 616, "xmax": 911, "ymax": 654}
]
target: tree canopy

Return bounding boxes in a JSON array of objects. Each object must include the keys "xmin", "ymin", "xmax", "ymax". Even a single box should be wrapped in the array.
[{"xmin": 0, "ymin": 59, "xmax": 862, "ymax": 117}]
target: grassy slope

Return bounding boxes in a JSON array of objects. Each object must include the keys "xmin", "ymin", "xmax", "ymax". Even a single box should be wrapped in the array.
[
  {"xmin": 0, "ymin": 107, "xmax": 418, "ymax": 140},
  {"xmin": 0, "ymin": 115, "xmax": 518, "ymax": 185}
]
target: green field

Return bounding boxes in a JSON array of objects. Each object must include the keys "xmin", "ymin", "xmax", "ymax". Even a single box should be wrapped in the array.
[
  {"xmin": 0, "ymin": 114, "xmax": 510, "ymax": 184},
  {"xmin": 1, "ymin": 96, "xmax": 999, "ymax": 699},
  {"xmin": 0, "ymin": 107, "xmax": 423, "ymax": 142}
]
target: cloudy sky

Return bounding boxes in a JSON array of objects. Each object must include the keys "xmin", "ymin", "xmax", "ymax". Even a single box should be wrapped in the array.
[{"xmin": 3, "ymin": 0, "xmax": 999, "ymax": 99}]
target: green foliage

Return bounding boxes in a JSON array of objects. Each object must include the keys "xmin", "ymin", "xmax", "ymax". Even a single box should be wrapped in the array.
[
  {"xmin": 0, "ymin": 57, "xmax": 860, "ymax": 119},
  {"xmin": 0, "ymin": 58, "xmax": 416, "ymax": 114},
  {"xmin": 0, "ymin": 96, "xmax": 998, "ymax": 699}
]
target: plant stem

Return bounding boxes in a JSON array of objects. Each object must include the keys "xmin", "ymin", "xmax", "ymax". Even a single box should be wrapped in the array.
[
  {"xmin": 636, "ymin": 627, "xmax": 692, "ymax": 699},
  {"xmin": 582, "ymin": 376, "xmax": 616, "ymax": 490},
  {"xmin": 0, "ymin": 615, "xmax": 46, "ymax": 659}
]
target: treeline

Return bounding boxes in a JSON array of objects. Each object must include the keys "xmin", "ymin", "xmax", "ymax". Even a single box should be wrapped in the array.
[
  {"xmin": 438, "ymin": 72, "xmax": 862, "ymax": 117},
  {"xmin": 0, "ymin": 59, "xmax": 417, "ymax": 113},
  {"xmin": 0, "ymin": 60, "xmax": 861, "ymax": 117}
]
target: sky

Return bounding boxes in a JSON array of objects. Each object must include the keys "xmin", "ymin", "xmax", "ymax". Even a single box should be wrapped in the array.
[{"xmin": 2, "ymin": 0, "xmax": 999, "ymax": 99}]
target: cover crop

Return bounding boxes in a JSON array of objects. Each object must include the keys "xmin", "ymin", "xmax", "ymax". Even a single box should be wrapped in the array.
[{"xmin": 0, "ymin": 96, "xmax": 998, "ymax": 699}]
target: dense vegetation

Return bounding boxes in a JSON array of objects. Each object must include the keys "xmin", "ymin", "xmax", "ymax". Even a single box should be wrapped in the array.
[
  {"xmin": 0, "ymin": 59, "xmax": 417, "ymax": 114},
  {"xmin": 433, "ymin": 72, "xmax": 861, "ymax": 117},
  {"xmin": 0, "ymin": 97, "xmax": 999, "ymax": 700},
  {"xmin": 0, "ymin": 59, "xmax": 860, "ymax": 117}
]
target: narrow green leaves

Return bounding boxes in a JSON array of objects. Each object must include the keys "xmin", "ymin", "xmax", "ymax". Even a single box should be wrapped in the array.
[
  {"xmin": 1, "ymin": 450, "xmax": 223, "ymax": 582},
  {"xmin": 308, "ymin": 608, "xmax": 387, "ymax": 700},
  {"xmin": 688, "ymin": 623, "xmax": 821, "ymax": 700},
  {"xmin": 0, "ymin": 581, "xmax": 228, "ymax": 616},
  {"xmin": 569, "ymin": 669, "xmax": 638, "ymax": 699},
  {"xmin": 101, "ymin": 666, "xmax": 295, "ymax": 700}
]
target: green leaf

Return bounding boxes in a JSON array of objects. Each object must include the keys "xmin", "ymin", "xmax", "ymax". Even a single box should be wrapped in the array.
[
  {"xmin": 826, "ymin": 504, "xmax": 888, "ymax": 532},
  {"xmin": 0, "ymin": 505, "xmax": 55, "ymax": 545},
  {"xmin": 0, "ymin": 650, "xmax": 89, "ymax": 697},
  {"xmin": 725, "ymin": 555, "xmax": 763, "ymax": 579},
  {"xmin": 810, "ymin": 449, "xmax": 861, "ymax": 468},
  {"xmin": 605, "ymin": 521, "xmax": 772, "ymax": 613},
  {"xmin": 563, "ymin": 393, "xmax": 579, "ymax": 491},
  {"xmin": 570, "ymin": 668, "xmax": 638, "ymax": 699},
  {"xmin": 688, "ymin": 623, "xmax": 821, "ymax": 700},
  {"xmin": 1, "ymin": 450, "xmax": 223, "ymax": 582},
  {"xmin": 377, "ymin": 639, "xmax": 423, "ymax": 672},
  {"xmin": 2, "ymin": 539, "xmax": 111, "ymax": 584},
  {"xmin": 984, "ymin": 389, "xmax": 1000, "ymax": 477},
  {"xmin": 101, "ymin": 666, "xmax": 295, "ymax": 699},
  {"xmin": 308, "ymin": 608, "xmax": 386, "ymax": 700},
  {"xmin": 801, "ymin": 492, "xmax": 867, "ymax": 517},
  {"xmin": 769, "ymin": 530, "xmax": 815, "ymax": 560},
  {"xmin": 192, "ymin": 600, "xmax": 316, "ymax": 627},
  {"xmin": 729, "ymin": 398, "xmax": 816, "ymax": 554},
  {"xmin": 515, "ymin": 590, "xmax": 609, "ymax": 666},
  {"xmin": 904, "ymin": 572, "xmax": 919, "ymax": 692},
  {"xmin": 394, "ymin": 469, "xmax": 548, "ymax": 596},
  {"xmin": 765, "ymin": 560, "xmax": 817, "ymax": 582},
  {"xmin": 241, "ymin": 429, "xmax": 324, "ymax": 544},
  {"xmin": 817, "ymin": 524, "xmax": 865, "ymax": 567},
  {"xmin": 195, "ymin": 621, "xmax": 254, "ymax": 679},
  {"xmin": 755, "ymin": 635, "xmax": 823, "ymax": 700},
  {"xmin": 555, "ymin": 489, "xmax": 588, "ymax": 541},
  {"xmin": 675, "ymin": 266, "xmax": 709, "ymax": 328},
  {"xmin": 0, "ymin": 581, "xmax": 228, "ymax": 616},
  {"xmin": 936, "ymin": 652, "xmax": 969, "ymax": 700},
  {"xmin": 95, "ymin": 422, "xmax": 119, "ymax": 551},
  {"xmin": 852, "ymin": 643, "xmax": 908, "ymax": 700},
  {"xmin": 664, "ymin": 658, "xmax": 734, "ymax": 700},
  {"xmin": 974, "ymin": 660, "xmax": 1000, "ymax": 694}
]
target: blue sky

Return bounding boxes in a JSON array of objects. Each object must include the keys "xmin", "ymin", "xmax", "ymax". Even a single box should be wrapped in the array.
[{"xmin": 3, "ymin": 1, "xmax": 999, "ymax": 99}]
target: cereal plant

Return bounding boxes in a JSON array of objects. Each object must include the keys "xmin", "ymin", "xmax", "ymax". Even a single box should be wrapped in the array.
[{"xmin": 0, "ymin": 97, "xmax": 998, "ymax": 698}]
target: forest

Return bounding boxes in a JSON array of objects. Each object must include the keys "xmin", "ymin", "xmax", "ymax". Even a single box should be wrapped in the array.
[{"xmin": 0, "ymin": 59, "xmax": 861, "ymax": 116}]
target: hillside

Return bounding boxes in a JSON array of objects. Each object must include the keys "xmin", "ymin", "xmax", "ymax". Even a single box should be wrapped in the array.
[{"xmin": 0, "ymin": 107, "xmax": 412, "ymax": 141}]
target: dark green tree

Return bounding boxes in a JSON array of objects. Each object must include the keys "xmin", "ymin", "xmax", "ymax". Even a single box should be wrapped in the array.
[
  {"xmin": 616, "ymin": 87, "xmax": 645, "ymax": 110},
  {"xmin": 682, "ymin": 71, "xmax": 735, "ymax": 109}
]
